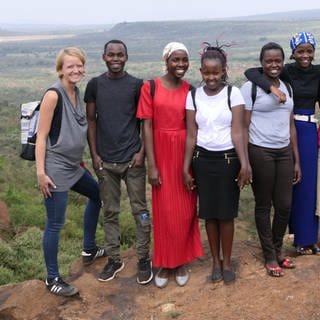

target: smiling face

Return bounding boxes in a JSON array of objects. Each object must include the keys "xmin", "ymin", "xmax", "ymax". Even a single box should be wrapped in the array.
[
  {"xmin": 261, "ymin": 48, "xmax": 284, "ymax": 81},
  {"xmin": 165, "ymin": 50, "xmax": 189, "ymax": 79},
  {"xmin": 59, "ymin": 54, "xmax": 85, "ymax": 84},
  {"xmin": 292, "ymin": 43, "xmax": 315, "ymax": 69},
  {"xmin": 200, "ymin": 57, "xmax": 225, "ymax": 93},
  {"xmin": 103, "ymin": 42, "xmax": 128, "ymax": 77}
]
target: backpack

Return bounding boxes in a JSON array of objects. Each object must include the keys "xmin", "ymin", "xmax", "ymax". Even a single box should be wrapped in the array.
[
  {"xmin": 250, "ymin": 81, "xmax": 292, "ymax": 106},
  {"xmin": 20, "ymin": 88, "xmax": 63, "ymax": 161},
  {"xmin": 189, "ymin": 84, "xmax": 233, "ymax": 111}
]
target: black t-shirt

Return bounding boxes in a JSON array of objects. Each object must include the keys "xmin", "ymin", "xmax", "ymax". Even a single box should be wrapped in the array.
[{"xmin": 84, "ymin": 72, "xmax": 143, "ymax": 162}]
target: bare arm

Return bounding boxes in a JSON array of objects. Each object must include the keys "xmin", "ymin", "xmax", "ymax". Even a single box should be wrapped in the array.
[
  {"xmin": 231, "ymin": 105, "xmax": 249, "ymax": 189},
  {"xmin": 244, "ymin": 67, "xmax": 271, "ymax": 92},
  {"xmin": 86, "ymin": 102, "xmax": 102, "ymax": 171},
  {"xmin": 243, "ymin": 110, "xmax": 253, "ymax": 183},
  {"xmin": 35, "ymin": 90, "xmax": 58, "ymax": 197},
  {"xmin": 143, "ymin": 118, "xmax": 161, "ymax": 187},
  {"xmin": 131, "ymin": 119, "xmax": 145, "ymax": 168},
  {"xmin": 245, "ymin": 67, "xmax": 286, "ymax": 103},
  {"xmin": 183, "ymin": 109, "xmax": 197, "ymax": 190}
]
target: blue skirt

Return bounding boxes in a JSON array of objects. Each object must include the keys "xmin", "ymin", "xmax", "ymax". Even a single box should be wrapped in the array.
[{"xmin": 289, "ymin": 108, "xmax": 319, "ymax": 246}]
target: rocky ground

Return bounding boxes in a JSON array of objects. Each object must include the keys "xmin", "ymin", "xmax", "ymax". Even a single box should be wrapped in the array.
[{"xmin": 0, "ymin": 232, "xmax": 319, "ymax": 320}]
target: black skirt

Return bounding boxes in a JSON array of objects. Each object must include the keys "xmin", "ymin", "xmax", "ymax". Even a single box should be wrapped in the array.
[{"xmin": 192, "ymin": 146, "xmax": 240, "ymax": 220}]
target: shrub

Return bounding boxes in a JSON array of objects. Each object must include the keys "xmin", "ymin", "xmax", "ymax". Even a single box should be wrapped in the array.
[
  {"xmin": 0, "ymin": 239, "xmax": 17, "ymax": 269},
  {"xmin": 11, "ymin": 227, "xmax": 45, "ymax": 281},
  {"xmin": 0, "ymin": 266, "xmax": 15, "ymax": 285}
]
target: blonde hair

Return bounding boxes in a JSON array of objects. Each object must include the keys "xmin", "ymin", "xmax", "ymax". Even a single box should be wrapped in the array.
[{"xmin": 55, "ymin": 47, "xmax": 86, "ymax": 78}]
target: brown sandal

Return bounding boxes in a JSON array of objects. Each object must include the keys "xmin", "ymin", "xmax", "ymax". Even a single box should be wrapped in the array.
[
  {"xmin": 266, "ymin": 265, "xmax": 284, "ymax": 277},
  {"xmin": 278, "ymin": 258, "xmax": 295, "ymax": 269},
  {"xmin": 296, "ymin": 246, "xmax": 313, "ymax": 255}
]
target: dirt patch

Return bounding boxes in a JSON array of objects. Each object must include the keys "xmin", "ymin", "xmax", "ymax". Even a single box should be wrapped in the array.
[{"xmin": 0, "ymin": 232, "xmax": 319, "ymax": 320}]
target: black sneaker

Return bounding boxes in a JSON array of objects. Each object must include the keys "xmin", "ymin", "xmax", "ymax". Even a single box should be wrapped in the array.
[
  {"xmin": 82, "ymin": 246, "xmax": 107, "ymax": 265},
  {"xmin": 98, "ymin": 259, "xmax": 124, "ymax": 282},
  {"xmin": 137, "ymin": 258, "xmax": 153, "ymax": 284},
  {"xmin": 45, "ymin": 277, "xmax": 79, "ymax": 297}
]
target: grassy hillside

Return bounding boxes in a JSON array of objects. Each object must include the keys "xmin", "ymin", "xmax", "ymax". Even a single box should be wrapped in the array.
[
  {"xmin": 0, "ymin": 12, "xmax": 319, "ymax": 284},
  {"xmin": 1, "ymin": 16, "xmax": 320, "ymax": 106}
]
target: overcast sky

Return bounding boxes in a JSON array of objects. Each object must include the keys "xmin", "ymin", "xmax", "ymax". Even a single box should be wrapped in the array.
[{"xmin": 1, "ymin": 0, "xmax": 320, "ymax": 25}]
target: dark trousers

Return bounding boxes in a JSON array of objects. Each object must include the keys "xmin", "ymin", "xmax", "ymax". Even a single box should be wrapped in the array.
[
  {"xmin": 249, "ymin": 144, "xmax": 294, "ymax": 263},
  {"xmin": 96, "ymin": 161, "xmax": 150, "ymax": 261}
]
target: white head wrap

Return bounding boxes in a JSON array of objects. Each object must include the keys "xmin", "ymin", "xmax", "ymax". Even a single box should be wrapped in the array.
[{"xmin": 162, "ymin": 42, "xmax": 189, "ymax": 62}]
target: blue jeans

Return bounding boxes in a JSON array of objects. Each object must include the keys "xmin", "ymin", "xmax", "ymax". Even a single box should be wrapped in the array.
[{"xmin": 43, "ymin": 170, "xmax": 101, "ymax": 279}]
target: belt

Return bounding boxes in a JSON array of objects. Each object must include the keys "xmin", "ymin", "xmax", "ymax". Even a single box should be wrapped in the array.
[
  {"xmin": 194, "ymin": 146, "xmax": 238, "ymax": 163},
  {"xmin": 294, "ymin": 114, "xmax": 318, "ymax": 123}
]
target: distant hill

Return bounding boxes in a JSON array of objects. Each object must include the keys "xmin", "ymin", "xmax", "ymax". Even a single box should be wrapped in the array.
[
  {"xmin": 1, "ymin": 9, "xmax": 319, "ymax": 34},
  {"xmin": 0, "ymin": 23, "xmax": 114, "ymax": 35},
  {"xmin": 229, "ymin": 9, "xmax": 320, "ymax": 21},
  {"xmin": 1, "ymin": 9, "xmax": 320, "ymax": 105},
  {"xmin": 75, "ymin": 17, "xmax": 320, "ymax": 64}
]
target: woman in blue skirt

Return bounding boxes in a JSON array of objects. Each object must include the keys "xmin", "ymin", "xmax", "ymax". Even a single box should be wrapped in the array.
[{"xmin": 245, "ymin": 32, "xmax": 320, "ymax": 255}]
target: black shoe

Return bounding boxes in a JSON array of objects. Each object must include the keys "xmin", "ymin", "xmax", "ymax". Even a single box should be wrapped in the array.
[
  {"xmin": 223, "ymin": 270, "xmax": 236, "ymax": 284},
  {"xmin": 137, "ymin": 258, "xmax": 153, "ymax": 284},
  {"xmin": 211, "ymin": 268, "xmax": 223, "ymax": 283},
  {"xmin": 98, "ymin": 259, "xmax": 124, "ymax": 282},
  {"xmin": 45, "ymin": 277, "xmax": 79, "ymax": 297},
  {"xmin": 82, "ymin": 246, "xmax": 107, "ymax": 265}
]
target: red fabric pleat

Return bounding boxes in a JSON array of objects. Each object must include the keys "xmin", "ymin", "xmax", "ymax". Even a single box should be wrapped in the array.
[{"xmin": 152, "ymin": 129, "xmax": 203, "ymax": 268}]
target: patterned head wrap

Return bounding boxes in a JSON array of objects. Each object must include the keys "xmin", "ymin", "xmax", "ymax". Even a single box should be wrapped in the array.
[
  {"xmin": 162, "ymin": 42, "xmax": 189, "ymax": 62},
  {"xmin": 290, "ymin": 32, "xmax": 316, "ymax": 53}
]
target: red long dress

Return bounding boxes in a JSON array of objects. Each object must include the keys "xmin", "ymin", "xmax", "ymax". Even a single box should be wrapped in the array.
[{"xmin": 137, "ymin": 78, "xmax": 203, "ymax": 268}]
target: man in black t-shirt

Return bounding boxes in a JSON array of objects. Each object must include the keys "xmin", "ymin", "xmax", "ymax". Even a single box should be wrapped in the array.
[{"xmin": 84, "ymin": 39, "xmax": 152, "ymax": 285}]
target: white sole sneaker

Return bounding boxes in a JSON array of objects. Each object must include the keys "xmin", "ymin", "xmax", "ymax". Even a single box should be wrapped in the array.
[
  {"xmin": 154, "ymin": 268, "xmax": 169, "ymax": 288},
  {"xmin": 175, "ymin": 266, "xmax": 189, "ymax": 286},
  {"xmin": 175, "ymin": 273, "xmax": 189, "ymax": 286}
]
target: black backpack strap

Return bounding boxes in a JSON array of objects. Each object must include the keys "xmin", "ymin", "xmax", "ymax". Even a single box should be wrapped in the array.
[
  {"xmin": 46, "ymin": 87, "xmax": 63, "ymax": 146},
  {"xmin": 251, "ymin": 82, "xmax": 257, "ymax": 107},
  {"xmin": 227, "ymin": 84, "xmax": 232, "ymax": 110},
  {"xmin": 149, "ymin": 79, "xmax": 155, "ymax": 100},
  {"xmin": 283, "ymin": 81, "xmax": 292, "ymax": 98},
  {"xmin": 135, "ymin": 78, "xmax": 144, "ymax": 106},
  {"xmin": 190, "ymin": 87, "xmax": 197, "ymax": 111},
  {"xmin": 191, "ymin": 85, "xmax": 230, "ymax": 111}
]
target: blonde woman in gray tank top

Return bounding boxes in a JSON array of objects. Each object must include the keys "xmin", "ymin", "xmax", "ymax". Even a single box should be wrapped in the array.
[{"xmin": 35, "ymin": 47, "xmax": 105, "ymax": 297}]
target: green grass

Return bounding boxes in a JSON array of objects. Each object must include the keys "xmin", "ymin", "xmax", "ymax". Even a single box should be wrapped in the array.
[{"xmin": 168, "ymin": 311, "xmax": 182, "ymax": 318}]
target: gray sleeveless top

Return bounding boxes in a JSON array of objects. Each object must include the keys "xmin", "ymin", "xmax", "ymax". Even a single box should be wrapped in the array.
[{"xmin": 45, "ymin": 81, "xmax": 87, "ymax": 192}]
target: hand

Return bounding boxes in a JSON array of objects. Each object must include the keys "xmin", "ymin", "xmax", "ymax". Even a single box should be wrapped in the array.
[
  {"xmin": 236, "ymin": 166, "xmax": 250, "ymax": 190},
  {"xmin": 247, "ymin": 163, "xmax": 253, "ymax": 185},
  {"xmin": 92, "ymin": 154, "xmax": 103, "ymax": 171},
  {"xmin": 183, "ymin": 172, "xmax": 196, "ymax": 191},
  {"xmin": 292, "ymin": 163, "xmax": 302, "ymax": 185},
  {"xmin": 148, "ymin": 166, "xmax": 161, "ymax": 187},
  {"xmin": 270, "ymin": 85, "xmax": 286, "ymax": 104},
  {"xmin": 130, "ymin": 151, "xmax": 144, "ymax": 168},
  {"xmin": 37, "ymin": 173, "xmax": 56, "ymax": 198}
]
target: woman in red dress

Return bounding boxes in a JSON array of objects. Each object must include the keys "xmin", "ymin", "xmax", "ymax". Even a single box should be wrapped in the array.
[{"xmin": 137, "ymin": 42, "xmax": 203, "ymax": 288}]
